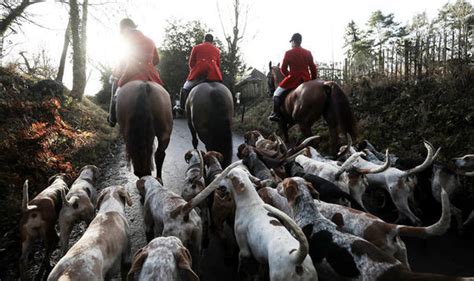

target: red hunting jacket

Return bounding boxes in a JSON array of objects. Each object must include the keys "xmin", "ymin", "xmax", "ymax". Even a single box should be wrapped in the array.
[
  {"xmin": 187, "ymin": 42, "xmax": 223, "ymax": 81},
  {"xmin": 116, "ymin": 30, "xmax": 164, "ymax": 87},
  {"xmin": 279, "ymin": 46, "xmax": 317, "ymax": 89}
]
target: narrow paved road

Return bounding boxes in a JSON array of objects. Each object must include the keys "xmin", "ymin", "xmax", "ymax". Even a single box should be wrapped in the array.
[{"xmin": 99, "ymin": 118, "xmax": 244, "ymax": 280}]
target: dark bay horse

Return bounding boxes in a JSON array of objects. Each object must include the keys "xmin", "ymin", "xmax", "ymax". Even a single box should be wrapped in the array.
[
  {"xmin": 186, "ymin": 82, "xmax": 234, "ymax": 167},
  {"xmin": 116, "ymin": 81, "xmax": 173, "ymax": 178},
  {"xmin": 267, "ymin": 62, "xmax": 357, "ymax": 154}
]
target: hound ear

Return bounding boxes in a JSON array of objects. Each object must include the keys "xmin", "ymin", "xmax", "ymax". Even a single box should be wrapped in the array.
[
  {"xmin": 230, "ymin": 174, "xmax": 246, "ymax": 193},
  {"xmin": 282, "ymin": 179, "xmax": 299, "ymax": 205},
  {"xmin": 96, "ymin": 189, "xmax": 108, "ymax": 210},
  {"xmin": 128, "ymin": 247, "xmax": 148, "ymax": 281},
  {"xmin": 175, "ymin": 247, "xmax": 199, "ymax": 281},
  {"xmin": 305, "ymin": 181, "xmax": 320, "ymax": 200},
  {"xmin": 277, "ymin": 62, "xmax": 280, "ymax": 68},
  {"xmin": 136, "ymin": 179, "xmax": 146, "ymax": 197},
  {"xmin": 244, "ymin": 131, "xmax": 251, "ymax": 143},
  {"xmin": 214, "ymin": 151, "xmax": 224, "ymax": 164},
  {"xmin": 118, "ymin": 187, "xmax": 133, "ymax": 206},
  {"xmin": 184, "ymin": 150, "xmax": 193, "ymax": 163},
  {"xmin": 193, "ymin": 180, "xmax": 205, "ymax": 192},
  {"xmin": 331, "ymin": 213, "xmax": 345, "ymax": 228},
  {"xmin": 268, "ymin": 61, "xmax": 272, "ymax": 71},
  {"xmin": 155, "ymin": 177, "xmax": 163, "ymax": 185},
  {"xmin": 237, "ymin": 144, "xmax": 249, "ymax": 159},
  {"xmin": 48, "ymin": 173, "xmax": 66, "ymax": 185}
]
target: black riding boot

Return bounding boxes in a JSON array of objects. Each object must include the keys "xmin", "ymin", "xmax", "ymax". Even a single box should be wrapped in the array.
[
  {"xmin": 173, "ymin": 88, "xmax": 190, "ymax": 114},
  {"xmin": 268, "ymin": 95, "xmax": 282, "ymax": 122},
  {"xmin": 180, "ymin": 87, "xmax": 190, "ymax": 110},
  {"xmin": 107, "ymin": 95, "xmax": 117, "ymax": 127}
]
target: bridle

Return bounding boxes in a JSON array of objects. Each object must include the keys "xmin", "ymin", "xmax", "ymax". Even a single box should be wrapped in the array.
[{"xmin": 267, "ymin": 67, "xmax": 277, "ymax": 95}]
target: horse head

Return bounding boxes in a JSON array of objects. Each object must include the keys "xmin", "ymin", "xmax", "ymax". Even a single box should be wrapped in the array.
[{"xmin": 267, "ymin": 61, "xmax": 282, "ymax": 96}]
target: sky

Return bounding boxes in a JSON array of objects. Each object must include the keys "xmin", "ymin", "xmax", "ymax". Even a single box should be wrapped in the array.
[{"xmin": 3, "ymin": 0, "xmax": 452, "ymax": 95}]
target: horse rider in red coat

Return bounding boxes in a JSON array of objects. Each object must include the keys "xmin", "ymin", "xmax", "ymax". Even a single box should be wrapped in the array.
[
  {"xmin": 107, "ymin": 18, "xmax": 164, "ymax": 127},
  {"xmin": 268, "ymin": 33, "xmax": 318, "ymax": 122},
  {"xmin": 173, "ymin": 33, "xmax": 223, "ymax": 113}
]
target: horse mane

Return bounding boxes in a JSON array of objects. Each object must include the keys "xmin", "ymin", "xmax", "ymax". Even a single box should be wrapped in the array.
[{"xmin": 126, "ymin": 82, "xmax": 155, "ymax": 177}]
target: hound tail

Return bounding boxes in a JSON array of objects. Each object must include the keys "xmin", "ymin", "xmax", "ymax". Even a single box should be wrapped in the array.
[
  {"xmin": 263, "ymin": 204, "xmax": 309, "ymax": 266},
  {"xmin": 396, "ymin": 188, "xmax": 450, "ymax": 238},
  {"xmin": 127, "ymin": 83, "xmax": 155, "ymax": 177},
  {"xmin": 22, "ymin": 180, "xmax": 29, "ymax": 212}
]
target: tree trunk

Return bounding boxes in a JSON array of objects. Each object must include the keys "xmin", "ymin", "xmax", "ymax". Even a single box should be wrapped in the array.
[
  {"xmin": 404, "ymin": 40, "xmax": 409, "ymax": 80},
  {"xmin": 451, "ymin": 30, "xmax": 455, "ymax": 60},
  {"xmin": 69, "ymin": 0, "xmax": 87, "ymax": 100},
  {"xmin": 0, "ymin": 33, "xmax": 4, "ymax": 66},
  {"xmin": 443, "ymin": 31, "xmax": 447, "ymax": 73},
  {"xmin": 56, "ymin": 19, "xmax": 71, "ymax": 83}
]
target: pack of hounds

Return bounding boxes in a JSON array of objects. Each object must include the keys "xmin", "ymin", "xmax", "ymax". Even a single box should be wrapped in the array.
[{"xmin": 20, "ymin": 131, "xmax": 474, "ymax": 281}]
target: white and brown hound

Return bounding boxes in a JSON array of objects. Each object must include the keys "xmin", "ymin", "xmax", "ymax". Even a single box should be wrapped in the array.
[
  {"xmin": 275, "ymin": 177, "xmax": 473, "ymax": 281},
  {"xmin": 315, "ymin": 188, "xmax": 450, "ymax": 269},
  {"xmin": 137, "ymin": 176, "xmax": 203, "ymax": 273},
  {"xmin": 218, "ymin": 166, "xmax": 317, "ymax": 281},
  {"xmin": 20, "ymin": 174, "xmax": 69, "ymax": 280},
  {"xmin": 127, "ymin": 236, "xmax": 199, "ymax": 281},
  {"xmin": 58, "ymin": 165, "xmax": 99, "ymax": 256},
  {"xmin": 48, "ymin": 185, "xmax": 133, "ymax": 281}
]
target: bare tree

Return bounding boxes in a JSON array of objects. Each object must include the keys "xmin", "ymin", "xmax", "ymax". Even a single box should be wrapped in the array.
[
  {"xmin": 0, "ymin": 0, "xmax": 40, "ymax": 64},
  {"xmin": 69, "ymin": 0, "xmax": 88, "ymax": 99},
  {"xmin": 56, "ymin": 19, "xmax": 71, "ymax": 83},
  {"xmin": 17, "ymin": 49, "xmax": 57, "ymax": 78},
  {"xmin": 0, "ymin": 0, "xmax": 39, "ymax": 35},
  {"xmin": 217, "ymin": 0, "xmax": 248, "ymax": 94}
]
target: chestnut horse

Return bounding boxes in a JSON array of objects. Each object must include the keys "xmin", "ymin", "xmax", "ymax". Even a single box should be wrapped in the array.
[
  {"xmin": 267, "ymin": 62, "xmax": 357, "ymax": 154},
  {"xmin": 116, "ymin": 81, "xmax": 173, "ymax": 178},
  {"xmin": 186, "ymin": 82, "xmax": 234, "ymax": 167}
]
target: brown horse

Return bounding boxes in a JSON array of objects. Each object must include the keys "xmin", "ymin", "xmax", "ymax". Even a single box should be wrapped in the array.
[
  {"xmin": 267, "ymin": 62, "xmax": 357, "ymax": 154},
  {"xmin": 186, "ymin": 82, "xmax": 234, "ymax": 167},
  {"xmin": 116, "ymin": 81, "xmax": 173, "ymax": 178}
]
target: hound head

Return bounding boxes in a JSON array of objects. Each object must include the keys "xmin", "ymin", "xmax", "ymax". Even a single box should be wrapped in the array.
[
  {"xmin": 244, "ymin": 130, "xmax": 263, "ymax": 146},
  {"xmin": 48, "ymin": 173, "xmax": 70, "ymax": 185},
  {"xmin": 59, "ymin": 192, "xmax": 95, "ymax": 225},
  {"xmin": 184, "ymin": 149, "xmax": 206, "ymax": 165},
  {"xmin": 96, "ymin": 185, "xmax": 132, "ymax": 211},
  {"xmin": 78, "ymin": 165, "xmax": 99, "ymax": 182},
  {"xmin": 277, "ymin": 177, "xmax": 319, "ymax": 206},
  {"xmin": 453, "ymin": 154, "xmax": 474, "ymax": 173},
  {"xmin": 128, "ymin": 237, "xmax": 199, "ymax": 281},
  {"xmin": 203, "ymin": 151, "xmax": 224, "ymax": 166},
  {"xmin": 217, "ymin": 167, "xmax": 254, "ymax": 197}
]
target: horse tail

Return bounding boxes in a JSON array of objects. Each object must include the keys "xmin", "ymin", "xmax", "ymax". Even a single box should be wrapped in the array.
[
  {"xmin": 208, "ymin": 89, "xmax": 233, "ymax": 168},
  {"xmin": 126, "ymin": 82, "xmax": 155, "ymax": 177},
  {"xmin": 326, "ymin": 82, "xmax": 357, "ymax": 138}
]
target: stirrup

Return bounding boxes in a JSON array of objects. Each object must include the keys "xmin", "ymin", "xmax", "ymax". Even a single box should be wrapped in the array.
[
  {"xmin": 268, "ymin": 113, "xmax": 281, "ymax": 122},
  {"xmin": 107, "ymin": 116, "xmax": 116, "ymax": 127}
]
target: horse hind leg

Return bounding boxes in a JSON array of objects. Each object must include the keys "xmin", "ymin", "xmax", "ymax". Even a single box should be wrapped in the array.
[
  {"xmin": 155, "ymin": 134, "xmax": 170, "ymax": 179},
  {"xmin": 324, "ymin": 108, "xmax": 340, "ymax": 155},
  {"xmin": 299, "ymin": 124, "xmax": 312, "ymax": 138},
  {"xmin": 278, "ymin": 122, "xmax": 290, "ymax": 143},
  {"xmin": 187, "ymin": 119, "xmax": 199, "ymax": 149}
]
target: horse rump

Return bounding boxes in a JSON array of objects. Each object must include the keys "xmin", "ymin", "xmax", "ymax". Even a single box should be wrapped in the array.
[
  {"xmin": 207, "ymin": 88, "xmax": 233, "ymax": 168},
  {"xmin": 325, "ymin": 82, "xmax": 357, "ymax": 139}
]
